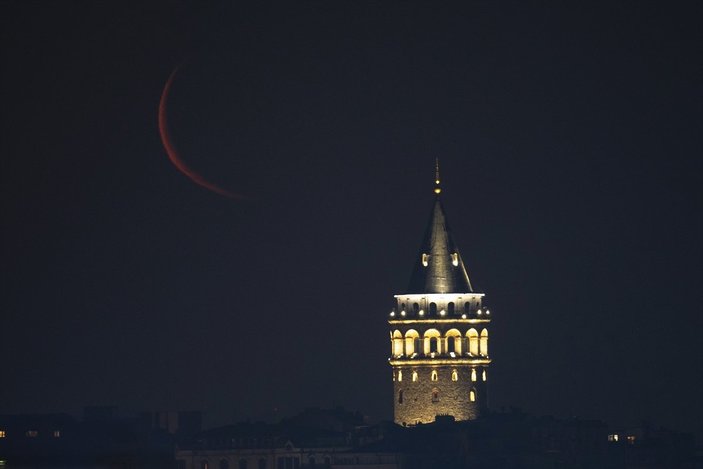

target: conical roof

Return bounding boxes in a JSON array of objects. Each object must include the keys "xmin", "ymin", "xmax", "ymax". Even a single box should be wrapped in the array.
[{"xmin": 406, "ymin": 196, "xmax": 474, "ymax": 294}]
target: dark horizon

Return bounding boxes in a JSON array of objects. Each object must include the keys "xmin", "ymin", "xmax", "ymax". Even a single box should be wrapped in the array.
[{"xmin": 1, "ymin": 1, "xmax": 701, "ymax": 437}]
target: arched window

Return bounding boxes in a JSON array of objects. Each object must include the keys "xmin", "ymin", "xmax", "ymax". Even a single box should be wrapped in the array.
[
  {"xmin": 464, "ymin": 302, "xmax": 471, "ymax": 313},
  {"xmin": 401, "ymin": 303, "xmax": 406, "ymax": 312},
  {"xmin": 467, "ymin": 329, "xmax": 479, "ymax": 356},
  {"xmin": 398, "ymin": 390, "xmax": 404, "ymax": 403},
  {"xmin": 429, "ymin": 302, "xmax": 437, "ymax": 315},
  {"xmin": 445, "ymin": 329, "xmax": 461, "ymax": 355},
  {"xmin": 432, "ymin": 388, "xmax": 439, "ymax": 402},
  {"xmin": 413, "ymin": 302, "xmax": 419, "ymax": 313},
  {"xmin": 397, "ymin": 370, "xmax": 403, "ymax": 382},
  {"xmin": 451, "ymin": 369, "xmax": 458, "ymax": 381},
  {"xmin": 431, "ymin": 370, "xmax": 438, "ymax": 381},
  {"xmin": 480, "ymin": 329, "xmax": 489, "ymax": 356},
  {"xmin": 469, "ymin": 389, "xmax": 476, "ymax": 402},
  {"xmin": 405, "ymin": 329, "xmax": 420, "ymax": 356},
  {"xmin": 448, "ymin": 302, "xmax": 455, "ymax": 315},
  {"xmin": 471, "ymin": 368, "xmax": 477, "ymax": 382},
  {"xmin": 423, "ymin": 329, "xmax": 441, "ymax": 355},
  {"xmin": 482, "ymin": 369, "xmax": 487, "ymax": 382},
  {"xmin": 412, "ymin": 371, "xmax": 418, "ymax": 382},
  {"xmin": 220, "ymin": 460, "xmax": 229, "ymax": 469},
  {"xmin": 392, "ymin": 330, "xmax": 403, "ymax": 357}
]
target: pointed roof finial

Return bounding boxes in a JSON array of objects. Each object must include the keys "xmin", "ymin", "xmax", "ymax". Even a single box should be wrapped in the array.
[{"xmin": 434, "ymin": 158, "xmax": 442, "ymax": 195}]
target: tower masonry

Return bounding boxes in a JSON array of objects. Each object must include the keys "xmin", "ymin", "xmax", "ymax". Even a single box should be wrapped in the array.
[{"xmin": 389, "ymin": 169, "xmax": 491, "ymax": 425}]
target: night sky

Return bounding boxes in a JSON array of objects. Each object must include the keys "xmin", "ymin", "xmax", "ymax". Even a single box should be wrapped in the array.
[{"xmin": 1, "ymin": 2, "xmax": 701, "ymax": 436}]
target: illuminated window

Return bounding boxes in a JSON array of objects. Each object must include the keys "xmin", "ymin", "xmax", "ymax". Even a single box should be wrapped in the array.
[
  {"xmin": 451, "ymin": 370, "xmax": 458, "ymax": 381},
  {"xmin": 423, "ymin": 329, "xmax": 441, "ymax": 355},
  {"xmin": 422, "ymin": 253, "xmax": 429, "ymax": 266},
  {"xmin": 429, "ymin": 337, "xmax": 438, "ymax": 353},
  {"xmin": 398, "ymin": 370, "xmax": 403, "ymax": 382},
  {"xmin": 480, "ymin": 329, "xmax": 489, "ymax": 356},
  {"xmin": 392, "ymin": 330, "xmax": 403, "ymax": 357},
  {"xmin": 608, "ymin": 434, "xmax": 619, "ymax": 442},
  {"xmin": 469, "ymin": 390, "xmax": 476, "ymax": 402},
  {"xmin": 0, "ymin": 430, "xmax": 5, "ymax": 438},
  {"xmin": 482, "ymin": 369, "xmax": 487, "ymax": 381},
  {"xmin": 432, "ymin": 389, "xmax": 439, "ymax": 402},
  {"xmin": 451, "ymin": 253, "xmax": 459, "ymax": 266},
  {"xmin": 471, "ymin": 368, "xmax": 477, "ymax": 382},
  {"xmin": 626, "ymin": 435, "xmax": 636, "ymax": 444},
  {"xmin": 220, "ymin": 459, "xmax": 229, "ymax": 469},
  {"xmin": 467, "ymin": 329, "xmax": 479, "ymax": 355},
  {"xmin": 53, "ymin": 430, "xmax": 61, "ymax": 438},
  {"xmin": 431, "ymin": 370, "xmax": 438, "ymax": 381},
  {"xmin": 405, "ymin": 329, "xmax": 420, "ymax": 356},
  {"xmin": 398, "ymin": 390, "xmax": 404, "ymax": 404},
  {"xmin": 412, "ymin": 371, "xmax": 418, "ymax": 382},
  {"xmin": 26, "ymin": 430, "xmax": 38, "ymax": 438},
  {"xmin": 446, "ymin": 329, "xmax": 461, "ymax": 355}
]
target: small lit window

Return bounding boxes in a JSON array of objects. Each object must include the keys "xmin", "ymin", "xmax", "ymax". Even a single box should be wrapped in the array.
[
  {"xmin": 608, "ymin": 434, "xmax": 619, "ymax": 442},
  {"xmin": 422, "ymin": 253, "xmax": 429, "ymax": 266},
  {"xmin": 432, "ymin": 389, "xmax": 439, "ymax": 402},
  {"xmin": 482, "ymin": 370, "xmax": 487, "ymax": 381},
  {"xmin": 26, "ymin": 430, "xmax": 38, "ymax": 438},
  {"xmin": 431, "ymin": 370, "xmax": 438, "ymax": 381},
  {"xmin": 451, "ymin": 370, "xmax": 458, "ymax": 381},
  {"xmin": 626, "ymin": 435, "xmax": 636, "ymax": 444},
  {"xmin": 451, "ymin": 253, "xmax": 459, "ymax": 266},
  {"xmin": 0, "ymin": 430, "xmax": 5, "ymax": 438},
  {"xmin": 469, "ymin": 390, "xmax": 476, "ymax": 402},
  {"xmin": 53, "ymin": 430, "xmax": 61, "ymax": 438},
  {"xmin": 412, "ymin": 371, "xmax": 418, "ymax": 382},
  {"xmin": 471, "ymin": 368, "xmax": 477, "ymax": 382},
  {"xmin": 398, "ymin": 370, "xmax": 403, "ymax": 382}
]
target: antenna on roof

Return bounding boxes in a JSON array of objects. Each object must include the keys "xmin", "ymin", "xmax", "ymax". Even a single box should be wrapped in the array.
[{"xmin": 434, "ymin": 158, "xmax": 442, "ymax": 195}]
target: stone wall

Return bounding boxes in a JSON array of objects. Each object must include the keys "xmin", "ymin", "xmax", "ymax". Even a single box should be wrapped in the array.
[{"xmin": 392, "ymin": 365, "xmax": 487, "ymax": 425}]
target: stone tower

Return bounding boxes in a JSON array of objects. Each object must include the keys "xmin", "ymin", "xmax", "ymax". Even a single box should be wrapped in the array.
[{"xmin": 389, "ymin": 166, "xmax": 491, "ymax": 425}]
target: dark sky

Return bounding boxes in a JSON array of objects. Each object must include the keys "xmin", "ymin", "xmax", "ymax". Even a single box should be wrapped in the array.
[{"xmin": 1, "ymin": 1, "xmax": 701, "ymax": 435}]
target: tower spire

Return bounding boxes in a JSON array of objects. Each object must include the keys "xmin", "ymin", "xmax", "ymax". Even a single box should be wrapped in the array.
[{"xmin": 434, "ymin": 158, "xmax": 442, "ymax": 195}]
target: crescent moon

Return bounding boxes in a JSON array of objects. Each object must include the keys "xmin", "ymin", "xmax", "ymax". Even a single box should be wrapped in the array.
[{"xmin": 158, "ymin": 66, "xmax": 244, "ymax": 199}]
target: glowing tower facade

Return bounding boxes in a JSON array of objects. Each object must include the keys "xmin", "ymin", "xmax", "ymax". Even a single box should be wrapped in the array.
[{"xmin": 389, "ymin": 170, "xmax": 491, "ymax": 425}]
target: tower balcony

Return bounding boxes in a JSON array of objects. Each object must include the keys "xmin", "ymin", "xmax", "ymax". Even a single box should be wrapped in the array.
[{"xmin": 389, "ymin": 355, "xmax": 491, "ymax": 367}]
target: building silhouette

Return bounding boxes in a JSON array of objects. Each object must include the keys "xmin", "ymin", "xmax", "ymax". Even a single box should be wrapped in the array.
[{"xmin": 389, "ymin": 165, "xmax": 490, "ymax": 425}]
